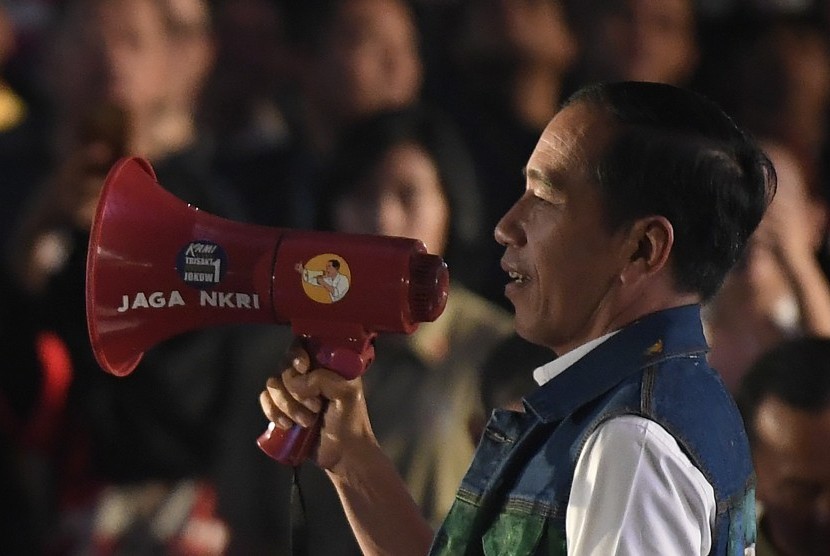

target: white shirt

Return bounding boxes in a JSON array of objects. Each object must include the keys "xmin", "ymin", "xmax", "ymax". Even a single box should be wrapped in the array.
[
  {"xmin": 323, "ymin": 272, "xmax": 349, "ymax": 302},
  {"xmin": 532, "ymin": 333, "xmax": 749, "ymax": 555}
]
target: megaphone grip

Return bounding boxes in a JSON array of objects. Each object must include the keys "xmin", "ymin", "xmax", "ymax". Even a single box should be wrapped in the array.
[
  {"xmin": 257, "ymin": 418, "xmax": 322, "ymax": 466},
  {"xmin": 257, "ymin": 337, "xmax": 375, "ymax": 465}
]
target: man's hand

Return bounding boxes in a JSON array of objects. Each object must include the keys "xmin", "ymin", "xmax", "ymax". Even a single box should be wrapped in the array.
[
  {"xmin": 259, "ymin": 341, "xmax": 434, "ymax": 555},
  {"xmin": 259, "ymin": 340, "xmax": 379, "ymax": 473}
]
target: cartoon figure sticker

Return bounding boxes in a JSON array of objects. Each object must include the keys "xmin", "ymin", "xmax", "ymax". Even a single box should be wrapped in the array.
[
  {"xmin": 296, "ymin": 254, "xmax": 351, "ymax": 304},
  {"xmin": 176, "ymin": 240, "xmax": 228, "ymax": 289}
]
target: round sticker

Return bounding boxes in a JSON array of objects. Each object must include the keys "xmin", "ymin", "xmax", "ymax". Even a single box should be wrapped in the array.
[
  {"xmin": 176, "ymin": 240, "xmax": 228, "ymax": 289},
  {"xmin": 295, "ymin": 254, "xmax": 351, "ymax": 304}
]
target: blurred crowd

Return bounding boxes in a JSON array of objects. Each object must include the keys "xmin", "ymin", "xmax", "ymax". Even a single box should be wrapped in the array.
[{"xmin": 1, "ymin": 0, "xmax": 830, "ymax": 554}]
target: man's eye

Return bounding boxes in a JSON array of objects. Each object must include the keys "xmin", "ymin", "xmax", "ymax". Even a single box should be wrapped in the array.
[{"xmin": 533, "ymin": 191, "xmax": 564, "ymax": 206}]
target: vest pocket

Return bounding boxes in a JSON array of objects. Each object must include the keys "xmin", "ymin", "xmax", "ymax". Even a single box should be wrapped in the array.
[{"xmin": 482, "ymin": 511, "xmax": 546, "ymax": 555}]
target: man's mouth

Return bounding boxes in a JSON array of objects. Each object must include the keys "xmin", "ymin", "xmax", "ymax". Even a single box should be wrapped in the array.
[{"xmin": 508, "ymin": 270, "xmax": 529, "ymax": 284}]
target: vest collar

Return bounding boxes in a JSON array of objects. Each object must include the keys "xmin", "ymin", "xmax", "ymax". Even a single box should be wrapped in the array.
[{"xmin": 523, "ymin": 304, "xmax": 709, "ymax": 423}]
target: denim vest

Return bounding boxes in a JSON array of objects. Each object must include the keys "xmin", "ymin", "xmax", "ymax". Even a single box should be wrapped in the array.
[{"xmin": 431, "ymin": 305, "xmax": 756, "ymax": 555}]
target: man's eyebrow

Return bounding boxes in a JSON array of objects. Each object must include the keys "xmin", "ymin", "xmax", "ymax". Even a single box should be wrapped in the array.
[{"xmin": 522, "ymin": 166, "xmax": 557, "ymax": 190}]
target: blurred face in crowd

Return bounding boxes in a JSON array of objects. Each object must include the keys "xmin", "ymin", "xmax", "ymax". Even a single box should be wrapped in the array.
[
  {"xmin": 214, "ymin": 0, "xmax": 287, "ymax": 94},
  {"xmin": 458, "ymin": 0, "xmax": 577, "ymax": 70},
  {"xmin": 310, "ymin": 0, "xmax": 422, "ymax": 123},
  {"xmin": 723, "ymin": 143, "xmax": 827, "ymax": 318},
  {"xmin": 753, "ymin": 396, "xmax": 830, "ymax": 555},
  {"xmin": 495, "ymin": 102, "xmax": 633, "ymax": 354},
  {"xmin": 333, "ymin": 142, "xmax": 450, "ymax": 256},
  {"xmin": 773, "ymin": 26, "xmax": 830, "ymax": 140},
  {"xmin": 588, "ymin": 0, "xmax": 698, "ymax": 85},
  {"xmin": 164, "ymin": 0, "xmax": 214, "ymax": 110},
  {"xmin": 57, "ymin": 0, "xmax": 174, "ymax": 117}
]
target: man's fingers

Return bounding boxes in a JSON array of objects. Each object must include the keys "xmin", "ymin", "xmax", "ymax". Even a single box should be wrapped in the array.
[
  {"xmin": 308, "ymin": 368, "xmax": 363, "ymax": 400},
  {"xmin": 280, "ymin": 367, "xmax": 321, "ymax": 409},
  {"xmin": 283, "ymin": 341, "xmax": 311, "ymax": 374},
  {"xmin": 265, "ymin": 375, "xmax": 320, "ymax": 428},
  {"xmin": 260, "ymin": 354, "xmax": 361, "ymax": 436},
  {"xmin": 258, "ymin": 390, "xmax": 294, "ymax": 430}
]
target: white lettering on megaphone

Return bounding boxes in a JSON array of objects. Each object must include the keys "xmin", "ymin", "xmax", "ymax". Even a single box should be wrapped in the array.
[
  {"xmin": 200, "ymin": 291, "xmax": 261, "ymax": 309},
  {"xmin": 185, "ymin": 243, "xmax": 218, "ymax": 257},
  {"xmin": 116, "ymin": 290, "xmax": 261, "ymax": 312},
  {"xmin": 117, "ymin": 290, "xmax": 186, "ymax": 312},
  {"xmin": 184, "ymin": 271, "xmax": 218, "ymax": 283}
]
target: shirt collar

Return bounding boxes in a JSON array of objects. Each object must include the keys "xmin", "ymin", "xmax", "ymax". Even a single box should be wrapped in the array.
[{"xmin": 532, "ymin": 330, "xmax": 620, "ymax": 386}]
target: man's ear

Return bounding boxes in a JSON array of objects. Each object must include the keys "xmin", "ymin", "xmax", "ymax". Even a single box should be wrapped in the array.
[{"xmin": 621, "ymin": 216, "xmax": 674, "ymax": 283}]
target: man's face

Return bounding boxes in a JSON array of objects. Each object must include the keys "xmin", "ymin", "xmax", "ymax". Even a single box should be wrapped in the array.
[
  {"xmin": 753, "ymin": 396, "xmax": 830, "ymax": 556},
  {"xmin": 325, "ymin": 262, "xmax": 337, "ymax": 278},
  {"xmin": 495, "ymin": 102, "xmax": 631, "ymax": 354}
]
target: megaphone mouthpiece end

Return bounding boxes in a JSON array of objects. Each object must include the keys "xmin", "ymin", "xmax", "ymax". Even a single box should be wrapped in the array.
[{"xmin": 409, "ymin": 253, "xmax": 449, "ymax": 323}]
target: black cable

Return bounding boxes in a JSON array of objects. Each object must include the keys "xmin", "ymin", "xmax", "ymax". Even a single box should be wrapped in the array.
[{"xmin": 290, "ymin": 465, "xmax": 310, "ymax": 556}]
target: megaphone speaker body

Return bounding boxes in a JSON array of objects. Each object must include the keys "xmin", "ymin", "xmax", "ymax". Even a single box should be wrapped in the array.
[{"xmin": 86, "ymin": 157, "xmax": 449, "ymax": 464}]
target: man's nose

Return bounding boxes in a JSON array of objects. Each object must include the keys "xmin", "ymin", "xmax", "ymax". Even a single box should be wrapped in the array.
[{"xmin": 494, "ymin": 197, "xmax": 527, "ymax": 247}]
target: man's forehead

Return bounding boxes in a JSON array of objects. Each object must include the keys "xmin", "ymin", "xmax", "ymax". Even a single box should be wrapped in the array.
[{"xmin": 527, "ymin": 104, "xmax": 612, "ymax": 174}]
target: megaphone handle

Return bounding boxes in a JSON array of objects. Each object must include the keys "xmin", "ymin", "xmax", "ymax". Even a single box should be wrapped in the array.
[
  {"xmin": 257, "ymin": 337, "xmax": 375, "ymax": 465},
  {"xmin": 256, "ymin": 415, "xmax": 324, "ymax": 466}
]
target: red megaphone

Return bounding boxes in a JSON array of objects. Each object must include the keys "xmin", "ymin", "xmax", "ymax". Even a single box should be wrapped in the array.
[{"xmin": 86, "ymin": 156, "xmax": 449, "ymax": 465}]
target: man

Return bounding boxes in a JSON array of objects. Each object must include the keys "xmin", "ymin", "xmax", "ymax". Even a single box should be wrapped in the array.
[
  {"xmin": 296, "ymin": 259, "xmax": 351, "ymax": 303},
  {"xmin": 4, "ymin": 0, "xmax": 243, "ymax": 551},
  {"xmin": 260, "ymin": 81, "xmax": 775, "ymax": 554},
  {"xmin": 319, "ymin": 259, "xmax": 350, "ymax": 302},
  {"xmin": 736, "ymin": 338, "xmax": 830, "ymax": 556}
]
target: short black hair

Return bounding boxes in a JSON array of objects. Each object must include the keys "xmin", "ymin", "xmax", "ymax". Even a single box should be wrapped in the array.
[
  {"xmin": 565, "ymin": 81, "xmax": 776, "ymax": 301},
  {"xmin": 328, "ymin": 259, "xmax": 341, "ymax": 270},
  {"xmin": 736, "ymin": 337, "xmax": 830, "ymax": 444}
]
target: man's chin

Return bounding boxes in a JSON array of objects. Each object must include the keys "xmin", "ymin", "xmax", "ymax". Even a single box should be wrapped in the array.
[{"xmin": 512, "ymin": 320, "xmax": 551, "ymax": 352}]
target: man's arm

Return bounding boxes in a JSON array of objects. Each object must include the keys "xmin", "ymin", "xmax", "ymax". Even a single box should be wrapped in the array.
[
  {"xmin": 566, "ymin": 416, "xmax": 716, "ymax": 556},
  {"xmin": 326, "ymin": 443, "xmax": 435, "ymax": 556},
  {"xmin": 260, "ymin": 346, "xmax": 434, "ymax": 555},
  {"xmin": 330, "ymin": 274, "xmax": 350, "ymax": 301}
]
